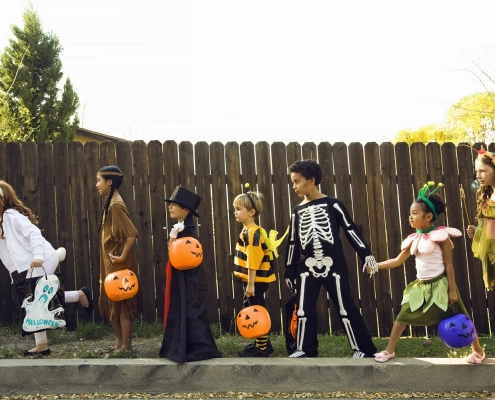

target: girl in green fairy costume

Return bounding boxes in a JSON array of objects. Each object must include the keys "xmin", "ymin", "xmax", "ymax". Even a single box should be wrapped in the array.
[{"xmin": 366, "ymin": 182, "xmax": 484, "ymax": 364}]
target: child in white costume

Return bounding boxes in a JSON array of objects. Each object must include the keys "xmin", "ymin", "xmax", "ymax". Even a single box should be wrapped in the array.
[{"xmin": 0, "ymin": 180, "xmax": 93, "ymax": 356}]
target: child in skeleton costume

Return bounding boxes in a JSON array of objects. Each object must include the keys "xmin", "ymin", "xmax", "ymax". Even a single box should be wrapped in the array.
[
  {"xmin": 0, "ymin": 180, "xmax": 93, "ymax": 356},
  {"xmin": 233, "ymin": 188, "xmax": 285, "ymax": 357},
  {"xmin": 368, "ymin": 183, "xmax": 485, "ymax": 364},
  {"xmin": 284, "ymin": 160, "xmax": 378, "ymax": 358}
]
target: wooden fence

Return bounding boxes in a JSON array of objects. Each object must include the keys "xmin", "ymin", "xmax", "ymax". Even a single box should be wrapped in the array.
[{"xmin": 0, "ymin": 140, "xmax": 493, "ymax": 338}]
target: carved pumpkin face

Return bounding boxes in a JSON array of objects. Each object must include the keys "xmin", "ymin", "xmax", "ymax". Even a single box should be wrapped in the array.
[
  {"xmin": 438, "ymin": 313, "xmax": 476, "ymax": 349},
  {"xmin": 104, "ymin": 269, "xmax": 139, "ymax": 302},
  {"xmin": 169, "ymin": 237, "xmax": 203, "ymax": 270},
  {"xmin": 236, "ymin": 305, "xmax": 271, "ymax": 339}
]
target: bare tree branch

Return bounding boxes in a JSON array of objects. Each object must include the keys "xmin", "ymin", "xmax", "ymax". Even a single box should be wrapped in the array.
[{"xmin": 0, "ymin": 45, "xmax": 29, "ymax": 103}]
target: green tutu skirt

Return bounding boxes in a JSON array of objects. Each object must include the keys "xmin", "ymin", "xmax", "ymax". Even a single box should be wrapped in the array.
[
  {"xmin": 472, "ymin": 217, "xmax": 495, "ymax": 291},
  {"xmin": 396, "ymin": 273, "xmax": 468, "ymax": 326}
]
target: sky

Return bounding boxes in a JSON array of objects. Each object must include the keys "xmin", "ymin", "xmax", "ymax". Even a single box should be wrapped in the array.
[{"xmin": 1, "ymin": 0, "xmax": 495, "ymax": 144}]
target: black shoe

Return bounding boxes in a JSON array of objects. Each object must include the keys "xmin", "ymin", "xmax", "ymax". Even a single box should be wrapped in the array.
[
  {"xmin": 238, "ymin": 345, "xmax": 269, "ymax": 358},
  {"xmin": 80, "ymin": 286, "xmax": 94, "ymax": 314},
  {"xmin": 24, "ymin": 349, "xmax": 50, "ymax": 356},
  {"xmin": 243, "ymin": 340, "xmax": 274, "ymax": 355}
]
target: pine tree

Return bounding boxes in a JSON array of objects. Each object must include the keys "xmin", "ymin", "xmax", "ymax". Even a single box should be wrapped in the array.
[{"xmin": 0, "ymin": 6, "xmax": 79, "ymax": 142}]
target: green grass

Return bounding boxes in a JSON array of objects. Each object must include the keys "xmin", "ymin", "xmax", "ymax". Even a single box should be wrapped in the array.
[
  {"xmin": 75, "ymin": 321, "xmax": 112, "ymax": 340},
  {"xmin": 0, "ymin": 320, "xmax": 493, "ymax": 359}
]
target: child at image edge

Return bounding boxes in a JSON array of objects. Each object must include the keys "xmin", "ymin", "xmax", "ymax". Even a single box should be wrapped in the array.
[
  {"xmin": 467, "ymin": 146, "xmax": 495, "ymax": 292},
  {"xmin": 367, "ymin": 182, "xmax": 484, "ymax": 364},
  {"xmin": 0, "ymin": 180, "xmax": 92, "ymax": 356},
  {"xmin": 233, "ymin": 189, "xmax": 277, "ymax": 357}
]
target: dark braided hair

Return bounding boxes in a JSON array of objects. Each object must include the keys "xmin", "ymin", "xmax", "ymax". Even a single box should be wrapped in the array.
[
  {"xmin": 415, "ymin": 193, "xmax": 446, "ymax": 222},
  {"xmin": 98, "ymin": 166, "xmax": 123, "ymax": 231}
]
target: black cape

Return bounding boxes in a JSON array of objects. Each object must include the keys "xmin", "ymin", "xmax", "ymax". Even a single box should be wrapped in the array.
[{"xmin": 159, "ymin": 229, "xmax": 222, "ymax": 363}]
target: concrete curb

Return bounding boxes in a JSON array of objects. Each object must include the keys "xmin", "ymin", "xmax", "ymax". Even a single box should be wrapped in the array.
[{"xmin": 1, "ymin": 358, "xmax": 494, "ymax": 395}]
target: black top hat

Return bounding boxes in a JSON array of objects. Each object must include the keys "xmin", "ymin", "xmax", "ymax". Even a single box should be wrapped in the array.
[{"xmin": 165, "ymin": 186, "xmax": 201, "ymax": 217}]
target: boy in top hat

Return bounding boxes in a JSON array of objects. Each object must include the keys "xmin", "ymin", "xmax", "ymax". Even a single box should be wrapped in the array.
[{"xmin": 159, "ymin": 186, "xmax": 222, "ymax": 362}]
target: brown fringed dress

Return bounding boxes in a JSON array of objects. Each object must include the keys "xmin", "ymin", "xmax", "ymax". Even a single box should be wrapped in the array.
[{"xmin": 99, "ymin": 201, "xmax": 142, "ymax": 321}]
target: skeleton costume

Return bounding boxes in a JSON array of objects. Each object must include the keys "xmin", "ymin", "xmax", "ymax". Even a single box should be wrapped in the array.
[{"xmin": 284, "ymin": 197, "xmax": 377, "ymax": 358}]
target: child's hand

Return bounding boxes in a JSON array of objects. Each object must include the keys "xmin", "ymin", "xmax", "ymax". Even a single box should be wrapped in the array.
[
  {"xmin": 30, "ymin": 259, "xmax": 43, "ymax": 267},
  {"xmin": 449, "ymin": 288, "xmax": 458, "ymax": 305},
  {"xmin": 362, "ymin": 255, "xmax": 378, "ymax": 277},
  {"xmin": 245, "ymin": 284, "xmax": 255, "ymax": 297},
  {"xmin": 169, "ymin": 222, "xmax": 185, "ymax": 238},
  {"xmin": 466, "ymin": 225, "xmax": 476, "ymax": 239},
  {"xmin": 109, "ymin": 252, "xmax": 126, "ymax": 264}
]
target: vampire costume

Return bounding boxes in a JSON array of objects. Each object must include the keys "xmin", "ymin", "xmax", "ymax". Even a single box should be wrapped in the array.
[{"xmin": 159, "ymin": 187, "xmax": 222, "ymax": 363}]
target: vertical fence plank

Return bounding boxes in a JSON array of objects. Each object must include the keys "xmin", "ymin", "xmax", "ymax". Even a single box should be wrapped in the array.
[
  {"xmin": 0, "ymin": 142, "xmax": 6, "ymax": 180},
  {"xmin": 224, "ymin": 142, "xmax": 244, "ymax": 323},
  {"xmin": 394, "ymin": 143, "xmax": 415, "ymax": 335},
  {"xmin": 318, "ymin": 142, "xmax": 341, "ymax": 334},
  {"xmin": 6, "ymin": 142, "xmax": 22, "ymax": 194},
  {"xmin": 210, "ymin": 142, "xmax": 234, "ymax": 332},
  {"xmin": 148, "ymin": 140, "xmax": 167, "ymax": 321},
  {"xmin": 426, "ymin": 142, "xmax": 447, "ymax": 227},
  {"xmin": 333, "ymin": 142, "xmax": 360, "ymax": 309},
  {"xmin": 286, "ymin": 142, "xmax": 302, "ymax": 211},
  {"xmin": 302, "ymin": 142, "xmax": 330, "ymax": 334},
  {"xmin": 381, "ymin": 143, "xmax": 405, "ymax": 315},
  {"xmin": 53, "ymin": 142, "xmax": 77, "ymax": 329},
  {"xmin": 99, "ymin": 142, "xmax": 116, "ymax": 167},
  {"xmin": 369, "ymin": 143, "xmax": 394, "ymax": 335},
  {"xmin": 162, "ymin": 140, "xmax": 180, "ymax": 323},
  {"xmin": 68, "ymin": 142, "xmax": 92, "ymax": 321},
  {"xmin": 21, "ymin": 142, "xmax": 39, "ymax": 219},
  {"xmin": 131, "ymin": 141, "xmax": 155, "ymax": 321},
  {"xmin": 84, "ymin": 142, "xmax": 102, "ymax": 321},
  {"xmin": 302, "ymin": 142, "xmax": 317, "ymax": 160},
  {"xmin": 196, "ymin": 141, "xmax": 219, "ymax": 324},
  {"xmin": 256, "ymin": 141, "xmax": 281, "ymax": 333},
  {"xmin": 348, "ymin": 143, "xmax": 377, "ymax": 336},
  {"xmin": 37, "ymin": 143, "xmax": 56, "ymax": 247},
  {"xmin": 116, "ymin": 141, "xmax": 136, "ymax": 220},
  {"xmin": 271, "ymin": 142, "xmax": 292, "ymax": 324},
  {"xmin": 179, "ymin": 141, "xmax": 195, "ymax": 192},
  {"xmin": 442, "ymin": 143, "xmax": 471, "ymax": 308},
  {"xmin": 0, "ymin": 142, "xmax": 13, "ymax": 323},
  {"xmin": 409, "ymin": 142, "xmax": 427, "ymax": 336}
]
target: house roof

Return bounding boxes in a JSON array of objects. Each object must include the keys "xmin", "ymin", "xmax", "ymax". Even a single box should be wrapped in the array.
[{"xmin": 76, "ymin": 128, "xmax": 124, "ymax": 144}]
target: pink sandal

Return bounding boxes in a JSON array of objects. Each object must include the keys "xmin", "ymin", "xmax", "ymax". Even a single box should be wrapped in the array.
[
  {"xmin": 466, "ymin": 350, "xmax": 485, "ymax": 364},
  {"xmin": 374, "ymin": 350, "xmax": 395, "ymax": 363}
]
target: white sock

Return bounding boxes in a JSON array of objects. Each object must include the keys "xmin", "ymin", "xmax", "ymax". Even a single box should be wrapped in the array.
[
  {"xmin": 64, "ymin": 290, "xmax": 79, "ymax": 303},
  {"xmin": 34, "ymin": 331, "xmax": 48, "ymax": 345}
]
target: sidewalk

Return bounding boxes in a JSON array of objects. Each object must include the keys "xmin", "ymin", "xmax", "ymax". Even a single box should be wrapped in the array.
[{"xmin": 0, "ymin": 357, "xmax": 494, "ymax": 396}]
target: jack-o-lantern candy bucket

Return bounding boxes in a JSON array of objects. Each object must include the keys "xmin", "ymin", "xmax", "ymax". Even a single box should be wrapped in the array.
[
  {"xmin": 438, "ymin": 313, "xmax": 476, "ymax": 349},
  {"xmin": 104, "ymin": 269, "xmax": 139, "ymax": 302},
  {"xmin": 236, "ymin": 305, "xmax": 271, "ymax": 339},
  {"xmin": 169, "ymin": 237, "xmax": 203, "ymax": 270}
]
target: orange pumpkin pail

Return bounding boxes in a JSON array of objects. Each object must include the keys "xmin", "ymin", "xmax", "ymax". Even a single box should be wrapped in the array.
[
  {"xmin": 169, "ymin": 237, "xmax": 203, "ymax": 270},
  {"xmin": 236, "ymin": 305, "xmax": 271, "ymax": 339},
  {"xmin": 104, "ymin": 264, "xmax": 139, "ymax": 302}
]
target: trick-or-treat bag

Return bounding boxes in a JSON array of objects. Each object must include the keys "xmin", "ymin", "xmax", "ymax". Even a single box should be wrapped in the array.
[{"xmin": 16, "ymin": 267, "xmax": 66, "ymax": 336}]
